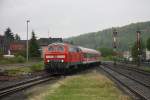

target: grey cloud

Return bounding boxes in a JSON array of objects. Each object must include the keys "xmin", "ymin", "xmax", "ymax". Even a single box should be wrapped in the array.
[{"xmin": 0, "ymin": 0, "xmax": 150, "ymax": 39}]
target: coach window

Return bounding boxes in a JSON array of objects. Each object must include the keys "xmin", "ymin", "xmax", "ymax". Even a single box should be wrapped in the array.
[{"xmin": 83, "ymin": 53, "xmax": 87, "ymax": 58}]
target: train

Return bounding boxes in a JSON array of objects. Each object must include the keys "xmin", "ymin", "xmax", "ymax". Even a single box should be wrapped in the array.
[{"xmin": 44, "ymin": 43, "xmax": 101, "ymax": 73}]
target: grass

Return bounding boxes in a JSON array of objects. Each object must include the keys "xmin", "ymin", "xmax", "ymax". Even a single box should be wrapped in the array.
[
  {"xmin": 0, "ymin": 56, "xmax": 42, "ymax": 65},
  {"xmin": 5, "ymin": 67, "xmax": 32, "ymax": 76},
  {"xmin": 139, "ymin": 66, "xmax": 150, "ymax": 72},
  {"xmin": 30, "ymin": 62, "xmax": 45, "ymax": 72},
  {"xmin": 28, "ymin": 71, "xmax": 131, "ymax": 100},
  {"xmin": 5, "ymin": 61, "xmax": 44, "ymax": 76}
]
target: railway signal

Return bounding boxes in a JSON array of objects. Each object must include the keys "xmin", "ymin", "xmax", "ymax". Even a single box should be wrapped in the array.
[
  {"xmin": 112, "ymin": 29, "xmax": 117, "ymax": 65},
  {"xmin": 136, "ymin": 30, "xmax": 141, "ymax": 66}
]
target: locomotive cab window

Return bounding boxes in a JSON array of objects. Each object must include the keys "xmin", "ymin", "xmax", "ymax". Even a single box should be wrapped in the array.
[
  {"xmin": 57, "ymin": 46, "xmax": 64, "ymax": 52},
  {"xmin": 48, "ymin": 46, "xmax": 54, "ymax": 51}
]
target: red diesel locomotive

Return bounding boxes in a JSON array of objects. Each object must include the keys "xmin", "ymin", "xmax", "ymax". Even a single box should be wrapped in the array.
[{"xmin": 44, "ymin": 43, "xmax": 101, "ymax": 73}]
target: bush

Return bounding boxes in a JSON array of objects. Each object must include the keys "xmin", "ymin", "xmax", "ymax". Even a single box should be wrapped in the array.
[
  {"xmin": 0, "ymin": 55, "xmax": 26, "ymax": 64},
  {"xmin": 14, "ymin": 51, "xmax": 26, "ymax": 57},
  {"xmin": 98, "ymin": 48, "xmax": 113, "ymax": 57},
  {"xmin": 30, "ymin": 62, "xmax": 44, "ymax": 72},
  {"xmin": 15, "ymin": 55, "xmax": 26, "ymax": 63},
  {"xmin": 102, "ymin": 56, "xmax": 113, "ymax": 61}
]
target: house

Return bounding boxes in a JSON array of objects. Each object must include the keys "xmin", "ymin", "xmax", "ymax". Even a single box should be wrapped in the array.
[
  {"xmin": 9, "ymin": 40, "xmax": 26, "ymax": 54},
  {"xmin": 7, "ymin": 37, "xmax": 63, "ymax": 57}
]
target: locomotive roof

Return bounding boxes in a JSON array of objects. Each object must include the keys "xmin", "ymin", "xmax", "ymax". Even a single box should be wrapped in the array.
[
  {"xmin": 48, "ymin": 42, "xmax": 67, "ymax": 46},
  {"xmin": 48, "ymin": 42, "xmax": 100, "ymax": 55}
]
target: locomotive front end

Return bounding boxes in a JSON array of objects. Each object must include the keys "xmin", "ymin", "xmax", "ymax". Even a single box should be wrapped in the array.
[{"xmin": 44, "ymin": 43, "xmax": 68, "ymax": 73}]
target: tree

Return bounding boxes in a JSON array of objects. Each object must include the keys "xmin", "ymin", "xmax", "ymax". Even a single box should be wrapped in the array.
[
  {"xmin": 98, "ymin": 48, "xmax": 113, "ymax": 57},
  {"xmin": 147, "ymin": 37, "xmax": 150, "ymax": 51},
  {"xmin": 14, "ymin": 34, "xmax": 21, "ymax": 41},
  {"xmin": 29, "ymin": 31, "xmax": 40, "ymax": 57},
  {"xmin": 4, "ymin": 28, "xmax": 14, "ymax": 41},
  {"xmin": 3, "ymin": 28, "xmax": 14, "ymax": 53},
  {"xmin": 131, "ymin": 40, "xmax": 145, "ymax": 61}
]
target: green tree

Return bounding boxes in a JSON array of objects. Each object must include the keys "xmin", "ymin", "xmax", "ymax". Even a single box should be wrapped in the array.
[
  {"xmin": 14, "ymin": 34, "xmax": 21, "ymax": 41},
  {"xmin": 147, "ymin": 37, "xmax": 150, "ymax": 51},
  {"xmin": 131, "ymin": 40, "xmax": 145, "ymax": 61},
  {"xmin": 98, "ymin": 48, "xmax": 113, "ymax": 57},
  {"xmin": 4, "ymin": 28, "xmax": 14, "ymax": 41},
  {"xmin": 29, "ymin": 31, "xmax": 40, "ymax": 57},
  {"xmin": 4, "ymin": 28, "xmax": 14, "ymax": 53}
]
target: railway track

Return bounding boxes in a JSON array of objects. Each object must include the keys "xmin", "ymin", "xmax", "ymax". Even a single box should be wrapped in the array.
[
  {"xmin": 117, "ymin": 62, "xmax": 150, "ymax": 75},
  {"xmin": 105, "ymin": 63, "xmax": 150, "ymax": 88},
  {"xmin": 100, "ymin": 63, "xmax": 150, "ymax": 100},
  {"xmin": 0, "ymin": 74, "xmax": 60, "ymax": 98}
]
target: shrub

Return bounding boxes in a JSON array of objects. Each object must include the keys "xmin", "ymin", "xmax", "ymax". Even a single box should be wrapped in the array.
[
  {"xmin": 15, "ymin": 55, "xmax": 26, "ymax": 63},
  {"xmin": 102, "ymin": 56, "xmax": 113, "ymax": 61},
  {"xmin": 0, "ymin": 55, "xmax": 26, "ymax": 64},
  {"xmin": 14, "ymin": 51, "xmax": 26, "ymax": 57}
]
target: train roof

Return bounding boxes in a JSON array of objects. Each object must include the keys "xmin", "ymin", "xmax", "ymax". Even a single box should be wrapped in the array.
[{"xmin": 78, "ymin": 46, "xmax": 101, "ymax": 55}]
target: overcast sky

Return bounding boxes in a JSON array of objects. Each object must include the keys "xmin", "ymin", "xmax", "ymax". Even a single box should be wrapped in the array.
[{"xmin": 0, "ymin": 0, "xmax": 150, "ymax": 39}]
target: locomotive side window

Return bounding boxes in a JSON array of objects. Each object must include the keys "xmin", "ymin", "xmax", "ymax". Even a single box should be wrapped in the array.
[{"xmin": 69, "ymin": 46, "xmax": 77, "ymax": 52}]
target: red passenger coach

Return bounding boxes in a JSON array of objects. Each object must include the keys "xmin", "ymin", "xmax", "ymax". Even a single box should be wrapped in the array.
[{"xmin": 44, "ymin": 43, "xmax": 101, "ymax": 73}]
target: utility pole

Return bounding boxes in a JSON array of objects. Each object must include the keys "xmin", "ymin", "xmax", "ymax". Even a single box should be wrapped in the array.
[
  {"xmin": 26, "ymin": 20, "xmax": 30, "ymax": 62},
  {"xmin": 112, "ymin": 29, "xmax": 117, "ymax": 65},
  {"xmin": 136, "ymin": 30, "xmax": 141, "ymax": 66}
]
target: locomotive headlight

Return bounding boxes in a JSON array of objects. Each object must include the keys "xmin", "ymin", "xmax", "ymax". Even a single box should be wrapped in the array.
[
  {"xmin": 47, "ymin": 60, "xmax": 50, "ymax": 62},
  {"xmin": 61, "ymin": 60, "xmax": 64, "ymax": 62}
]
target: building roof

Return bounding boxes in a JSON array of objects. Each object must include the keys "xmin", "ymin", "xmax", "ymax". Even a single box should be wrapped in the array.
[
  {"xmin": 10, "ymin": 40, "xmax": 26, "ymax": 45},
  {"xmin": 38, "ymin": 38, "xmax": 63, "ymax": 46}
]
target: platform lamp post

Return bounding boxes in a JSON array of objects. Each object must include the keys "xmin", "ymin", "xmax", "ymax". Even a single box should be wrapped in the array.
[
  {"xmin": 26, "ymin": 20, "xmax": 30, "ymax": 62},
  {"xmin": 136, "ymin": 30, "xmax": 141, "ymax": 66},
  {"xmin": 112, "ymin": 29, "xmax": 117, "ymax": 65}
]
